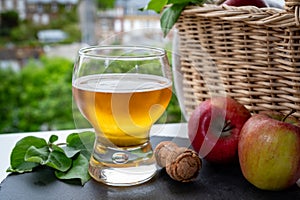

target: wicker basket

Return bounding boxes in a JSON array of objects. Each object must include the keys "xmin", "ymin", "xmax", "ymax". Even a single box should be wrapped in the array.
[{"xmin": 174, "ymin": 0, "xmax": 300, "ymax": 118}]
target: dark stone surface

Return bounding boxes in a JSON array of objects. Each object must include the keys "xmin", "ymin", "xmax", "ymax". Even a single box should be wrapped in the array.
[{"xmin": 1, "ymin": 136, "xmax": 300, "ymax": 200}]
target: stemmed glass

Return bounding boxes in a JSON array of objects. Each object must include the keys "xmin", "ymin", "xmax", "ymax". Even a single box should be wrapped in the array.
[{"xmin": 72, "ymin": 46, "xmax": 172, "ymax": 186}]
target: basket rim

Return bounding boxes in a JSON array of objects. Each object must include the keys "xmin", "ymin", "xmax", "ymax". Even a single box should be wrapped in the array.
[{"xmin": 180, "ymin": 4, "xmax": 299, "ymax": 27}]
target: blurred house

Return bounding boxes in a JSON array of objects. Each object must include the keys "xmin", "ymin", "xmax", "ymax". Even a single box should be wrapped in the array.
[
  {"xmin": 0, "ymin": 0, "xmax": 163, "ymax": 67},
  {"xmin": 0, "ymin": 0, "xmax": 78, "ymax": 24},
  {"xmin": 0, "ymin": 46, "xmax": 44, "ymax": 70},
  {"xmin": 115, "ymin": 0, "xmax": 160, "ymax": 32},
  {"xmin": 95, "ymin": 0, "xmax": 160, "ymax": 44},
  {"xmin": 0, "ymin": 0, "xmax": 78, "ymax": 70}
]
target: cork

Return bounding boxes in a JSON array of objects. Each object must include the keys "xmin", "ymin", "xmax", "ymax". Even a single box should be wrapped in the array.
[{"xmin": 154, "ymin": 141, "xmax": 202, "ymax": 182}]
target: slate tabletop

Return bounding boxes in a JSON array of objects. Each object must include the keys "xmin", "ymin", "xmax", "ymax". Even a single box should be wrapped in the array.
[{"xmin": 1, "ymin": 136, "xmax": 300, "ymax": 200}]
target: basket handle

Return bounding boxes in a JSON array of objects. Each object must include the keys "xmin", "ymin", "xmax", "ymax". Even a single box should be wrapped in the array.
[{"xmin": 285, "ymin": 0, "xmax": 300, "ymax": 25}]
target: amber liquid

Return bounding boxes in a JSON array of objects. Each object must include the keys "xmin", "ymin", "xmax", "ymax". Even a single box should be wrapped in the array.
[{"xmin": 73, "ymin": 73, "xmax": 172, "ymax": 147}]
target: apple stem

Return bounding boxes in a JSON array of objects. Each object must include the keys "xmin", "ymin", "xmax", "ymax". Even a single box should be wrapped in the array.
[
  {"xmin": 222, "ymin": 120, "xmax": 234, "ymax": 136},
  {"xmin": 282, "ymin": 109, "xmax": 296, "ymax": 122}
]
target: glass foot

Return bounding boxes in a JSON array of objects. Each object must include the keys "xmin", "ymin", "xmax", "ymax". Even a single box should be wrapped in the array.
[
  {"xmin": 89, "ymin": 161, "xmax": 157, "ymax": 186},
  {"xmin": 88, "ymin": 142, "xmax": 157, "ymax": 186}
]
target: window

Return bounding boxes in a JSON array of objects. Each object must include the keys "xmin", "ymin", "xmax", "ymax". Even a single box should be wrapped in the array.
[
  {"xmin": 5, "ymin": 0, "xmax": 13, "ymax": 9},
  {"xmin": 32, "ymin": 13, "xmax": 40, "ymax": 24},
  {"xmin": 41, "ymin": 14, "xmax": 49, "ymax": 25},
  {"xmin": 51, "ymin": 2, "xmax": 58, "ymax": 12},
  {"xmin": 37, "ymin": 3, "xmax": 43, "ymax": 13}
]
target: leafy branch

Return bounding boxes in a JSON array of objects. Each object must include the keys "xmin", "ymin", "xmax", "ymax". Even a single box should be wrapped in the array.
[
  {"xmin": 7, "ymin": 131, "xmax": 95, "ymax": 185},
  {"xmin": 141, "ymin": 0, "xmax": 207, "ymax": 37}
]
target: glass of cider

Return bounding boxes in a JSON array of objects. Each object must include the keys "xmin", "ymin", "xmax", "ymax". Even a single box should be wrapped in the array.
[{"xmin": 72, "ymin": 46, "xmax": 172, "ymax": 186}]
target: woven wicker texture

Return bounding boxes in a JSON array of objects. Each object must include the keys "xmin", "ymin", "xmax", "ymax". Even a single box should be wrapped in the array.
[{"xmin": 175, "ymin": 0, "xmax": 300, "ymax": 118}]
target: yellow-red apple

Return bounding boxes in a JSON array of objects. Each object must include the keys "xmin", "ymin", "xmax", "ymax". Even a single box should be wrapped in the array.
[{"xmin": 238, "ymin": 113, "xmax": 300, "ymax": 190}]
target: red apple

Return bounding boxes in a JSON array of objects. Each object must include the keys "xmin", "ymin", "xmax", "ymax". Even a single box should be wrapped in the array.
[
  {"xmin": 223, "ymin": 0, "xmax": 268, "ymax": 8},
  {"xmin": 188, "ymin": 96, "xmax": 251, "ymax": 163},
  {"xmin": 238, "ymin": 113, "xmax": 300, "ymax": 190}
]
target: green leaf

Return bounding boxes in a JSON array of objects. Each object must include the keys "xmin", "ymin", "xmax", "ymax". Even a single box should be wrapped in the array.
[
  {"xmin": 142, "ymin": 0, "xmax": 204, "ymax": 13},
  {"xmin": 67, "ymin": 131, "xmax": 95, "ymax": 160},
  {"xmin": 50, "ymin": 143, "xmax": 81, "ymax": 158},
  {"xmin": 61, "ymin": 146, "xmax": 81, "ymax": 158},
  {"xmin": 46, "ymin": 150, "xmax": 72, "ymax": 172},
  {"xmin": 25, "ymin": 146, "xmax": 50, "ymax": 165},
  {"xmin": 49, "ymin": 135, "xmax": 59, "ymax": 144},
  {"xmin": 141, "ymin": 0, "xmax": 207, "ymax": 37},
  {"xmin": 51, "ymin": 144, "xmax": 65, "ymax": 153},
  {"xmin": 143, "ymin": 0, "xmax": 168, "ymax": 13},
  {"xmin": 7, "ymin": 132, "xmax": 95, "ymax": 185},
  {"xmin": 55, "ymin": 154, "xmax": 91, "ymax": 185},
  {"xmin": 7, "ymin": 136, "xmax": 48, "ymax": 173},
  {"xmin": 160, "ymin": 3, "xmax": 188, "ymax": 37},
  {"xmin": 168, "ymin": 0, "xmax": 205, "ymax": 4}
]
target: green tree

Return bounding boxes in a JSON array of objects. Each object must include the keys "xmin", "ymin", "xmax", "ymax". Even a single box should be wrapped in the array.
[
  {"xmin": 10, "ymin": 23, "xmax": 38, "ymax": 44},
  {"xmin": 96, "ymin": 0, "xmax": 116, "ymax": 9},
  {"xmin": 18, "ymin": 56, "xmax": 75, "ymax": 132},
  {"xmin": 0, "ymin": 68, "xmax": 21, "ymax": 132},
  {"xmin": 0, "ymin": 56, "xmax": 78, "ymax": 133},
  {"xmin": 0, "ymin": 10, "xmax": 19, "ymax": 36}
]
